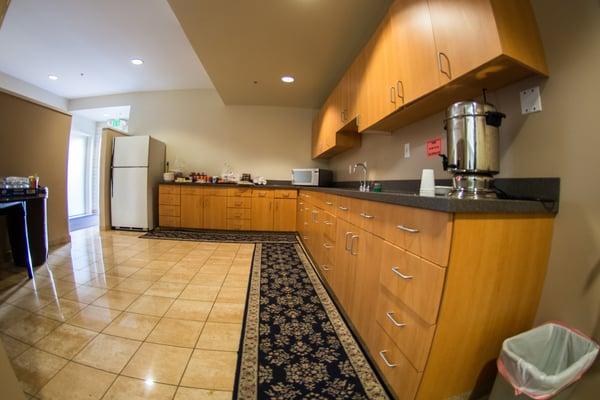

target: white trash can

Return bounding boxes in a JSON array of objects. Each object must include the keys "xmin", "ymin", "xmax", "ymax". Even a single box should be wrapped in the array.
[{"xmin": 490, "ymin": 322, "xmax": 599, "ymax": 399}]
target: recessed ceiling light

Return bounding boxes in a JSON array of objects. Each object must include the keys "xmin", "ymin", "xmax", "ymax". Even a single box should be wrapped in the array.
[
  {"xmin": 281, "ymin": 76, "xmax": 295, "ymax": 83},
  {"xmin": 130, "ymin": 59, "xmax": 144, "ymax": 65},
  {"xmin": 48, "ymin": 74, "xmax": 58, "ymax": 80}
]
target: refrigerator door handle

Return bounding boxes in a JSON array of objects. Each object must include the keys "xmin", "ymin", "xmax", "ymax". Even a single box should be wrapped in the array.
[{"xmin": 110, "ymin": 138, "xmax": 116, "ymax": 197}]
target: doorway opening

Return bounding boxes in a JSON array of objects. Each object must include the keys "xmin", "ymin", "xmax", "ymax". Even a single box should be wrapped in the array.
[{"xmin": 67, "ymin": 106, "xmax": 130, "ymax": 232}]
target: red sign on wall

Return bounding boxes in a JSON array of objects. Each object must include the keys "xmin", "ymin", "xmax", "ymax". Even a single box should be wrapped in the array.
[{"xmin": 427, "ymin": 137, "xmax": 442, "ymax": 156}]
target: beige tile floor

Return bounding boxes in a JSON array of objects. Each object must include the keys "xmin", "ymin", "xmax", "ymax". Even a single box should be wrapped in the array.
[{"xmin": 0, "ymin": 227, "xmax": 253, "ymax": 400}]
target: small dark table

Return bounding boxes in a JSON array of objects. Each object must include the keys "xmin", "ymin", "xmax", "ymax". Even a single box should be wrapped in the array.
[{"xmin": 0, "ymin": 187, "xmax": 49, "ymax": 279}]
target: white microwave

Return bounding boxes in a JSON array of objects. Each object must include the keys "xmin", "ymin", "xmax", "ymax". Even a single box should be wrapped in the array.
[{"xmin": 291, "ymin": 169, "xmax": 333, "ymax": 186}]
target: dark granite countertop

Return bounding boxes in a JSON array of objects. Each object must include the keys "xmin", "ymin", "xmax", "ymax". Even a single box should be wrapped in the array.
[{"xmin": 160, "ymin": 180, "xmax": 559, "ymax": 214}]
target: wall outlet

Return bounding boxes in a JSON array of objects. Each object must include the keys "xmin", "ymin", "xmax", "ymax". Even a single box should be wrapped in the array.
[
  {"xmin": 520, "ymin": 86, "xmax": 542, "ymax": 114},
  {"xmin": 404, "ymin": 143, "xmax": 410, "ymax": 158}
]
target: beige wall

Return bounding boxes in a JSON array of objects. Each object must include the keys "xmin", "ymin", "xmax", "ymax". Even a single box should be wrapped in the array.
[
  {"xmin": 328, "ymin": 0, "xmax": 600, "ymax": 340},
  {"xmin": 0, "ymin": 90, "xmax": 71, "ymax": 247},
  {"xmin": 69, "ymin": 89, "xmax": 323, "ymax": 180}
]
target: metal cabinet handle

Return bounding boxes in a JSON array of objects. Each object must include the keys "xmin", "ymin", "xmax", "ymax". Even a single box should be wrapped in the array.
[
  {"xmin": 360, "ymin": 212, "xmax": 374, "ymax": 219},
  {"xmin": 390, "ymin": 86, "xmax": 396, "ymax": 104},
  {"xmin": 344, "ymin": 232, "xmax": 353, "ymax": 251},
  {"xmin": 396, "ymin": 224, "xmax": 419, "ymax": 233},
  {"xmin": 322, "ymin": 264, "xmax": 331, "ymax": 271},
  {"xmin": 299, "ymin": 202, "xmax": 304, "ymax": 205},
  {"xmin": 379, "ymin": 350, "xmax": 398, "ymax": 368},
  {"xmin": 391, "ymin": 267, "xmax": 413, "ymax": 280},
  {"xmin": 397, "ymin": 80, "xmax": 405, "ymax": 104},
  {"xmin": 323, "ymin": 243, "xmax": 333, "ymax": 249},
  {"xmin": 338, "ymin": 206, "xmax": 348, "ymax": 211},
  {"xmin": 438, "ymin": 52, "xmax": 452, "ymax": 80},
  {"xmin": 323, "ymin": 220, "xmax": 333, "ymax": 225},
  {"xmin": 350, "ymin": 235, "xmax": 359, "ymax": 256},
  {"xmin": 386, "ymin": 312, "xmax": 407, "ymax": 328},
  {"xmin": 302, "ymin": 236, "xmax": 308, "ymax": 240},
  {"xmin": 325, "ymin": 201, "xmax": 333, "ymax": 205}
]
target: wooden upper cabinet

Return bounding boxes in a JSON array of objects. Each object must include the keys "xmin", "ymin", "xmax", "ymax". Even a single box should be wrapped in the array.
[
  {"xmin": 361, "ymin": 14, "xmax": 395, "ymax": 131},
  {"xmin": 389, "ymin": 0, "xmax": 441, "ymax": 105},
  {"xmin": 427, "ymin": 0, "xmax": 502, "ymax": 83}
]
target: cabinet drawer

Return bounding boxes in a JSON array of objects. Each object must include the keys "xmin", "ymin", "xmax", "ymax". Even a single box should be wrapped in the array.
[
  {"xmin": 181, "ymin": 186, "xmax": 203, "ymax": 196},
  {"xmin": 227, "ymin": 187, "xmax": 252, "ymax": 197},
  {"xmin": 159, "ymin": 185, "xmax": 180, "ymax": 195},
  {"xmin": 227, "ymin": 197, "xmax": 251, "ymax": 209},
  {"xmin": 379, "ymin": 241, "xmax": 445, "ymax": 324},
  {"xmin": 252, "ymin": 189, "xmax": 274, "ymax": 199},
  {"xmin": 159, "ymin": 205, "xmax": 180, "ymax": 217},
  {"xmin": 273, "ymin": 189, "xmax": 297, "ymax": 199},
  {"xmin": 159, "ymin": 193, "xmax": 180, "ymax": 206},
  {"xmin": 335, "ymin": 196, "xmax": 354, "ymax": 221},
  {"xmin": 321, "ymin": 194, "xmax": 338, "ymax": 214},
  {"xmin": 226, "ymin": 219, "xmax": 252, "ymax": 231},
  {"xmin": 227, "ymin": 208, "xmax": 251, "ymax": 220},
  {"xmin": 321, "ymin": 211, "xmax": 337, "ymax": 243},
  {"xmin": 371, "ymin": 327, "xmax": 422, "ymax": 400},
  {"xmin": 383, "ymin": 206, "xmax": 453, "ymax": 266},
  {"xmin": 353, "ymin": 199, "xmax": 394, "ymax": 238},
  {"xmin": 159, "ymin": 215, "xmax": 180, "ymax": 228},
  {"xmin": 376, "ymin": 288, "xmax": 436, "ymax": 371},
  {"xmin": 204, "ymin": 187, "xmax": 228, "ymax": 196}
]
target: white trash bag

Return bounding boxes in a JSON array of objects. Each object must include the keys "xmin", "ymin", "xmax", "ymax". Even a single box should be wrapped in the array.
[{"xmin": 497, "ymin": 322, "xmax": 599, "ymax": 399}]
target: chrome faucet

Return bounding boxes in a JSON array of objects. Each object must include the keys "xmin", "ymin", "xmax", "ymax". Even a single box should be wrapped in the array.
[{"xmin": 352, "ymin": 162, "xmax": 369, "ymax": 192}]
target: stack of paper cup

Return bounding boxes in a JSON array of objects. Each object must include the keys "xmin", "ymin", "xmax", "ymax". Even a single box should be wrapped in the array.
[{"xmin": 419, "ymin": 169, "xmax": 435, "ymax": 197}]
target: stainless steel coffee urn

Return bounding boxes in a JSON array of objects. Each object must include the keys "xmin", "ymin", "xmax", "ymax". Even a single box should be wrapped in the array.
[{"xmin": 440, "ymin": 101, "xmax": 505, "ymax": 199}]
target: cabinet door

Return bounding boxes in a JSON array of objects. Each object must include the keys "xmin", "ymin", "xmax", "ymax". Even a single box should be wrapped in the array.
[
  {"xmin": 203, "ymin": 196, "xmax": 227, "ymax": 230},
  {"xmin": 251, "ymin": 197, "xmax": 274, "ymax": 231},
  {"xmin": 427, "ymin": 0, "xmax": 501, "ymax": 83},
  {"xmin": 180, "ymin": 194, "xmax": 203, "ymax": 229},
  {"xmin": 273, "ymin": 199, "xmax": 296, "ymax": 232},
  {"xmin": 389, "ymin": 0, "xmax": 440, "ymax": 105},
  {"xmin": 361, "ymin": 14, "xmax": 396, "ymax": 130},
  {"xmin": 333, "ymin": 219, "xmax": 359, "ymax": 316}
]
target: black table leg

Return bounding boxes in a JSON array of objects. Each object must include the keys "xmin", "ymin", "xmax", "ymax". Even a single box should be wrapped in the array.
[{"xmin": 4, "ymin": 202, "xmax": 34, "ymax": 279}]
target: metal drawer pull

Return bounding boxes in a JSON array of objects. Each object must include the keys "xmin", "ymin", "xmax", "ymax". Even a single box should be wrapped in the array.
[
  {"xmin": 325, "ymin": 201, "xmax": 333, "ymax": 205},
  {"xmin": 386, "ymin": 312, "xmax": 407, "ymax": 328},
  {"xmin": 344, "ymin": 232, "xmax": 353, "ymax": 251},
  {"xmin": 324, "ymin": 221, "xmax": 333, "ymax": 225},
  {"xmin": 338, "ymin": 206, "xmax": 349, "ymax": 211},
  {"xmin": 396, "ymin": 224, "xmax": 419, "ymax": 233},
  {"xmin": 303, "ymin": 236, "xmax": 308, "ymax": 240},
  {"xmin": 350, "ymin": 235, "xmax": 359, "ymax": 255},
  {"xmin": 322, "ymin": 264, "xmax": 330, "ymax": 271},
  {"xmin": 391, "ymin": 267, "xmax": 413, "ymax": 280},
  {"xmin": 379, "ymin": 350, "xmax": 398, "ymax": 368},
  {"xmin": 360, "ymin": 212, "xmax": 374, "ymax": 219},
  {"xmin": 323, "ymin": 243, "xmax": 333, "ymax": 249}
]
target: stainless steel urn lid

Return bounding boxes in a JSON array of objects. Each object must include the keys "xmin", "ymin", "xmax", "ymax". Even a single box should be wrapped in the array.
[{"xmin": 445, "ymin": 101, "xmax": 498, "ymax": 120}]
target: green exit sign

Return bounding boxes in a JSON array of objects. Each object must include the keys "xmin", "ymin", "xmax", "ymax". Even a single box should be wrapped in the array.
[{"xmin": 110, "ymin": 119, "xmax": 120, "ymax": 127}]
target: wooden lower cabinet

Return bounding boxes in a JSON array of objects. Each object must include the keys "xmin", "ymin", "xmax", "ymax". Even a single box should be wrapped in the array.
[
  {"xmin": 273, "ymin": 198, "xmax": 296, "ymax": 231},
  {"xmin": 203, "ymin": 196, "xmax": 227, "ymax": 230},
  {"xmin": 297, "ymin": 189, "xmax": 556, "ymax": 400},
  {"xmin": 251, "ymin": 197, "xmax": 274, "ymax": 231},
  {"xmin": 180, "ymin": 194, "xmax": 203, "ymax": 229}
]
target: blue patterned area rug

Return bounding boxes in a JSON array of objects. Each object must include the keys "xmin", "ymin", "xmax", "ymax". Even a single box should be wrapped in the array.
[{"xmin": 236, "ymin": 242, "xmax": 388, "ymax": 399}]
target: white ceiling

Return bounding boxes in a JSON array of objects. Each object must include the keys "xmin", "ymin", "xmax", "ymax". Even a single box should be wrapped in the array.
[
  {"xmin": 72, "ymin": 105, "xmax": 131, "ymax": 122},
  {"xmin": 0, "ymin": 0, "xmax": 213, "ymax": 100}
]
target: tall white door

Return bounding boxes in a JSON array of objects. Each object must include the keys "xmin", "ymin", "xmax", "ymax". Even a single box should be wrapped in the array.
[
  {"xmin": 111, "ymin": 167, "xmax": 148, "ymax": 229},
  {"xmin": 68, "ymin": 132, "xmax": 90, "ymax": 217}
]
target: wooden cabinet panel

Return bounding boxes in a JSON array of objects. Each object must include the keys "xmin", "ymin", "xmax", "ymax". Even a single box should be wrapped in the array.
[
  {"xmin": 379, "ymin": 241, "xmax": 446, "ymax": 324},
  {"xmin": 180, "ymin": 186, "xmax": 203, "ymax": 196},
  {"xmin": 273, "ymin": 190, "xmax": 297, "ymax": 199},
  {"xmin": 372, "ymin": 327, "xmax": 423, "ymax": 400},
  {"xmin": 159, "ymin": 205, "xmax": 180, "ymax": 217},
  {"xmin": 203, "ymin": 187, "xmax": 228, "ymax": 196},
  {"xmin": 203, "ymin": 196, "xmax": 227, "ymax": 230},
  {"xmin": 333, "ymin": 219, "xmax": 359, "ymax": 316},
  {"xmin": 159, "ymin": 193, "xmax": 180, "ymax": 206},
  {"xmin": 251, "ymin": 197, "xmax": 274, "ymax": 231},
  {"xmin": 321, "ymin": 211, "xmax": 337, "ymax": 243},
  {"xmin": 227, "ymin": 219, "xmax": 252, "ymax": 231},
  {"xmin": 226, "ymin": 208, "xmax": 251, "ymax": 220},
  {"xmin": 389, "ymin": 0, "xmax": 440, "ymax": 105},
  {"xmin": 427, "ymin": 0, "xmax": 501, "ymax": 83},
  {"xmin": 159, "ymin": 215, "xmax": 180, "ymax": 228},
  {"xmin": 252, "ymin": 189, "xmax": 274, "ymax": 199},
  {"xmin": 159, "ymin": 185, "xmax": 180, "ymax": 195},
  {"xmin": 376, "ymin": 288, "xmax": 436, "ymax": 371},
  {"xmin": 273, "ymin": 199, "xmax": 297, "ymax": 232},
  {"xmin": 227, "ymin": 197, "xmax": 251, "ymax": 209},
  {"xmin": 180, "ymin": 195, "xmax": 203, "ymax": 229},
  {"xmin": 227, "ymin": 187, "xmax": 252, "ymax": 197}
]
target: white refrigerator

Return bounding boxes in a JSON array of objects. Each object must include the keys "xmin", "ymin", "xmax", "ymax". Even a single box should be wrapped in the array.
[{"xmin": 110, "ymin": 136, "xmax": 165, "ymax": 230}]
